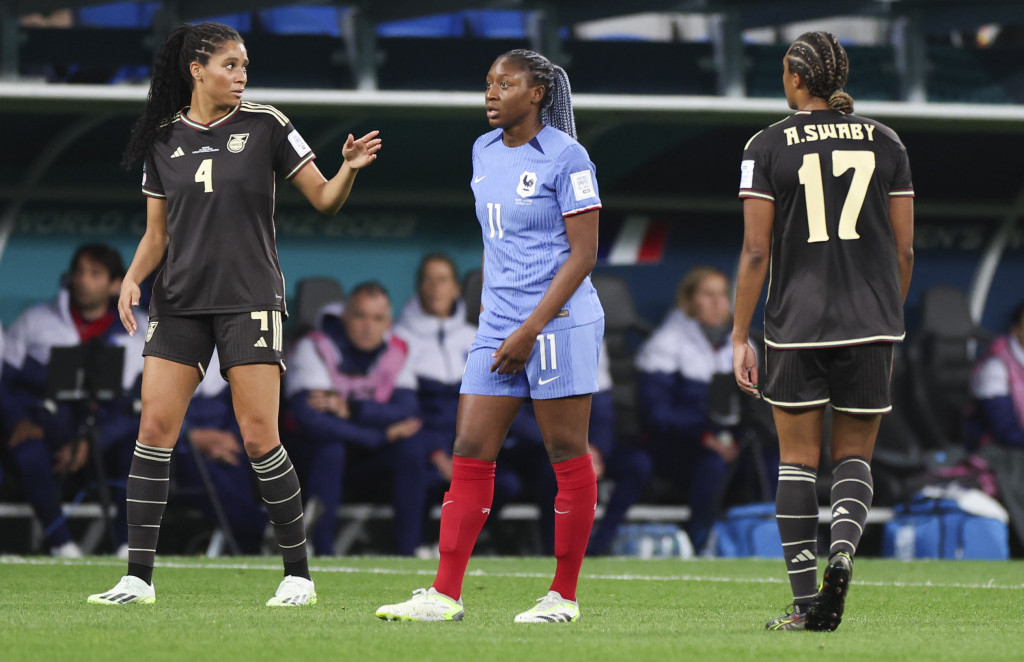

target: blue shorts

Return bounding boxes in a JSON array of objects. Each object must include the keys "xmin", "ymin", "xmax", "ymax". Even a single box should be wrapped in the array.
[{"xmin": 460, "ymin": 320, "xmax": 603, "ymax": 400}]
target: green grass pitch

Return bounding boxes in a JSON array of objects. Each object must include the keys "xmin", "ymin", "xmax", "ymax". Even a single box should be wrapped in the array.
[{"xmin": 1, "ymin": 556, "xmax": 1022, "ymax": 661}]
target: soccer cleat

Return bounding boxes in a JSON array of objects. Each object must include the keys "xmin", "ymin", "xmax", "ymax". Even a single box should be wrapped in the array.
[
  {"xmin": 765, "ymin": 603, "xmax": 809, "ymax": 631},
  {"xmin": 87, "ymin": 575, "xmax": 155, "ymax": 605},
  {"xmin": 806, "ymin": 552, "xmax": 853, "ymax": 632},
  {"xmin": 514, "ymin": 591, "xmax": 580, "ymax": 623},
  {"xmin": 375, "ymin": 587, "xmax": 464, "ymax": 622},
  {"xmin": 266, "ymin": 575, "xmax": 317, "ymax": 607}
]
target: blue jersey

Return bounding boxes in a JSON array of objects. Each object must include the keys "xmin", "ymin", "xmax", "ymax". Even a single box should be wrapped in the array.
[{"xmin": 471, "ymin": 125, "xmax": 604, "ymax": 340}]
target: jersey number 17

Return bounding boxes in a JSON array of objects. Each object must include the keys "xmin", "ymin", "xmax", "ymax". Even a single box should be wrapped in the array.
[{"xmin": 798, "ymin": 150, "xmax": 875, "ymax": 243}]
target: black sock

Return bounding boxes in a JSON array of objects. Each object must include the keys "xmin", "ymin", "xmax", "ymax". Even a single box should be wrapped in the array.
[
  {"xmin": 829, "ymin": 456, "xmax": 874, "ymax": 559},
  {"xmin": 250, "ymin": 445, "xmax": 310, "ymax": 581},
  {"xmin": 126, "ymin": 442, "xmax": 172, "ymax": 585},
  {"xmin": 776, "ymin": 463, "xmax": 819, "ymax": 606}
]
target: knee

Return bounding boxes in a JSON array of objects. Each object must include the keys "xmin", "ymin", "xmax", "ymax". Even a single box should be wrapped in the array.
[{"xmin": 137, "ymin": 413, "xmax": 179, "ymax": 448}]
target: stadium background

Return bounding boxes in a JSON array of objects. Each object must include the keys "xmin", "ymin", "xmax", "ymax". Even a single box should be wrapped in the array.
[{"xmin": 0, "ymin": 1, "xmax": 1023, "ymax": 555}]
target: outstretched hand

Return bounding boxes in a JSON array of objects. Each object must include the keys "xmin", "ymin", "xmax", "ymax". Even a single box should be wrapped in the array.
[
  {"xmin": 342, "ymin": 130, "xmax": 382, "ymax": 169},
  {"xmin": 118, "ymin": 278, "xmax": 141, "ymax": 335}
]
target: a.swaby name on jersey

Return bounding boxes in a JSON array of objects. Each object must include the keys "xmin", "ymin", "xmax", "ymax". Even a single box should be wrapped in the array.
[{"xmin": 783, "ymin": 123, "xmax": 877, "ymax": 146}]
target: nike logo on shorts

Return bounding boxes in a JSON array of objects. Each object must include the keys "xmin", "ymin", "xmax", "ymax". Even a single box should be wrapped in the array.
[
  {"xmin": 474, "ymin": 175, "xmax": 487, "ymax": 183},
  {"xmin": 538, "ymin": 376, "xmax": 560, "ymax": 386}
]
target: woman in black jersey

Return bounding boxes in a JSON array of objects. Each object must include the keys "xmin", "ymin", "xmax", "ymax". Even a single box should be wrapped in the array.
[
  {"xmin": 733, "ymin": 31, "xmax": 914, "ymax": 632},
  {"xmin": 88, "ymin": 22, "xmax": 381, "ymax": 607}
]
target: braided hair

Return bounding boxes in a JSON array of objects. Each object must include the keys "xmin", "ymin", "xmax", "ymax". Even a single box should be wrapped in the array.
[
  {"xmin": 498, "ymin": 49, "xmax": 577, "ymax": 139},
  {"xmin": 122, "ymin": 22, "xmax": 243, "ymax": 169},
  {"xmin": 785, "ymin": 31, "xmax": 854, "ymax": 114}
]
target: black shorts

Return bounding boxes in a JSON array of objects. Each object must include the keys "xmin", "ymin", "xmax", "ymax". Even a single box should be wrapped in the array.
[
  {"xmin": 142, "ymin": 311, "xmax": 285, "ymax": 377},
  {"xmin": 762, "ymin": 342, "xmax": 895, "ymax": 413}
]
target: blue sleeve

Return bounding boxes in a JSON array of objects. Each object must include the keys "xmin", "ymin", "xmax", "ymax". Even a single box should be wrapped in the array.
[
  {"xmin": 636, "ymin": 371, "xmax": 707, "ymax": 440},
  {"xmin": 352, "ymin": 388, "xmax": 419, "ymax": 428},
  {"xmin": 288, "ymin": 391, "xmax": 387, "ymax": 449},
  {"xmin": 588, "ymin": 390, "xmax": 615, "ymax": 456},
  {"xmin": 977, "ymin": 396, "xmax": 1024, "ymax": 448},
  {"xmin": 555, "ymin": 143, "xmax": 601, "ymax": 217}
]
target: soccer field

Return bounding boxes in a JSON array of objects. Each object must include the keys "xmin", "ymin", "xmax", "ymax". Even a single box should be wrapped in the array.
[{"xmin": 1, "ymin": 556, "xmax": 1021, "ymax": 662}]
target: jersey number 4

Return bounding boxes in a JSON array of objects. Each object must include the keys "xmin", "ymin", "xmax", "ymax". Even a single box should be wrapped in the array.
[
  {"xmin": 798, "ymin": 150, "xmax": 875, "ymax": 243},
  {"xmin": 194, "ymin": 158, "xmax": 214, "ymax": 193}
]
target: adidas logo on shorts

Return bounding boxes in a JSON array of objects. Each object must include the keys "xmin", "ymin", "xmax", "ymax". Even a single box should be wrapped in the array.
[{"xmin": 254, "ymin": 337, "xmax": 268, "ymax": 348}]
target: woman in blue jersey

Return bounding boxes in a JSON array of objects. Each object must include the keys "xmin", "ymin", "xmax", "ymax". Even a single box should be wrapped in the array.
[{"xmin": 377, "ymin": 49, "xmax": 603, "ymax": 624}]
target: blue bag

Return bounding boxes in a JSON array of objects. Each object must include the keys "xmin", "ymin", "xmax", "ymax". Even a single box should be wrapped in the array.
[
  {"xmin": 882, "ymin": 496, "xmax": 1009, "ymax": 560},
  {"xmin": 709, "ymin": 502, "xmax": 783, "ymax": 558}
]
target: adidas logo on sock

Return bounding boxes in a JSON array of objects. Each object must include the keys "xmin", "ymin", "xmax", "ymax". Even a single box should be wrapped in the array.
[
  {"xmin": 790, "ymin": 549, "xmax": 814, "ymax": 563},
  {"xmin": 833, "ymin": 505, "xmax": 850, "ymax": 518},
  {"xmin": 254, "ymin": 337, "xmax": 268, "ymax": 348},
  {"xmin": 171, "ymin": 146, "xmax": 184, "ymax": 158}
]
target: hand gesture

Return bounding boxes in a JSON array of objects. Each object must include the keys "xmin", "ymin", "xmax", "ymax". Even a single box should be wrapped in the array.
[
  {"xmin": 342, "ymin": 130, "xmax": 382, "ymax": 170},
  {"xmin": 732, "ymin": 337, "xmax": 760, "ymax": 398},
  {"xmin": 490, "ymin": 325, "xmax": 537, "ymax": 374},
  {"xmin": 118, "ymin": 277, "xmax": 141, "ymax": 336}
]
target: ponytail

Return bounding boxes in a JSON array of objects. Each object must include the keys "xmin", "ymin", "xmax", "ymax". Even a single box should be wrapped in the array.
[
  {"xmin": 122, "ymin": 22, "xmax": 242, "ymax": 169},
  {"xmin": 499, "ymin": 49, "xmax": 578, "ymax": 139}
]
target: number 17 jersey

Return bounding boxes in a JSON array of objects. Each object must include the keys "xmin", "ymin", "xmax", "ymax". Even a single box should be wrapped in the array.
[
  {"xmin": 738, "ymin": 109, "xmax": 914, "ymax": 348},
  {"xmin": 471, "ymin": 125, "xmax": 604, "ymax": 341}
]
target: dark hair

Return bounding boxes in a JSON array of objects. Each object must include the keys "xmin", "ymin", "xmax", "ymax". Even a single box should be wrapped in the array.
[
  {"xmin": 69, "ymin": 243, "xmax": 125, "ymax": 281},
  {"xmin": 786, "ymin": 31, "xmax": 854, "ymax": 113},
  {"xmin": 122, "ymin": 22, "xmax": 243, "ymax": 169},
  {"xmin": 497, "ymin": 49, "xmax": 577, "ymax": 139},
  {"xmin": 416, "ymin": 253, "xmax": 459, "ymax": 289},
  {"xmin": 348, "ymin": 281, "xmax": 390, "ymax": 301},
  {"xmin": 1011, "ymin": 302, "xmax": 1024, "ymax": 329}
]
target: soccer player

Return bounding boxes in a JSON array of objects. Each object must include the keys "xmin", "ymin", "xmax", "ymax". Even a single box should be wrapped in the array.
[
  {"xmin": 376, "ymin": 49, "xmax": 603, "ymax": 623},
  {"xmin": 732, "ymin": 31, "xmax": 914, "ymax": 631},
  {"xmin": 88, "ymin": 22, "xmax": 381, "ymax": 606}
]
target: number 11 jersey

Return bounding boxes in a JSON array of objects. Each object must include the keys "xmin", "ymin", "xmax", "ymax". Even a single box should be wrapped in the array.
[
  {"xmin": 738, "ymin": 109, "xmax": 914, "ymax": 348},
  {"xmin": 471, "ymin": 125, "xmax": 604, "ymax": 342}
]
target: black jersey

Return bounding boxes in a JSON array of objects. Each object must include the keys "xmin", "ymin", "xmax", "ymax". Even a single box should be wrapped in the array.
[
  {"xmin": 141, "ymin": 102, "xmax": 316, "ymax": 318},
  {"xmin": 738, "ymin": 109, "xmax": 914, "ymax": 348}
]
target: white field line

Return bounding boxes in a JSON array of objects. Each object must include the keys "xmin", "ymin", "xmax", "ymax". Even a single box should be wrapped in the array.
[{"xmin": 3, "ymin": 555, "xmax": 1022, "ymax": 591}]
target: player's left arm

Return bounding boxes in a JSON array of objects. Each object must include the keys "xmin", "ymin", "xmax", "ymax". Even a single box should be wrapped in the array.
[
  {"xmin": 292, "ymin": 130, "xmax": 382, "ymax": 215},
  {"xmin": 490, "ymin": 209, "xmax": 599, "ymax": 374},
  {"xmin": 732, "ymin": 198, "xmax": 774, "ymax": 396},
  {"xmin": 889, "ymin": 196, "xmax": 914, "ymax": 302}
]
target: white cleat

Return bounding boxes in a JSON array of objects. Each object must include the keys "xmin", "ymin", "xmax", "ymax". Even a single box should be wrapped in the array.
[
  {"xmin": 514, "ymin": 590, "xmax": 580, "ymax": 623},
  {"xmin": 376, "ymin": 587, "xmax": 464, "ymax": 622},
  {"xmin": 266, "ymin": 575, "xmax": 317, "ymax": 606},
  {"xmin": 51, "ymin": 541, "xmax": 83, "ymax": 558},
  {"xmin": 87, "ymin": 575, "xmax": 155, "ymax": 605}
]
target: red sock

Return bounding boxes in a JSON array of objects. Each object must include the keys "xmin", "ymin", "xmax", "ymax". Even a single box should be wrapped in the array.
[
  {"xmin": 432, "ymin": 456, "xmax": 495, "ymax": 600},
  {"xmin": 549, "ymin": 453, "xmax": 597, "ymax": 601}
]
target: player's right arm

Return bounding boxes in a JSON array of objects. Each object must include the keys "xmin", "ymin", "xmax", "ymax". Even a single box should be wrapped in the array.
[
  {"xmin": 118, "ymin": 196, "xmax": 168, "ymax": 335},
  {"xmin": 732, "ymin": 197, "xmax": 774, "ymax": 397}
]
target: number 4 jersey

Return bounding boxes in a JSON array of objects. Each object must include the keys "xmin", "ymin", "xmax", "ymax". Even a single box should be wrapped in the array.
[
  {"xmin": 738, "ymin": 109, "xmax": 914, "ymax": 348},
  {"xmin": 471, "ymin": 125, "xmax": 604, "ymax": 342},
  {"xmin": 141, "ymin": 102, "xmax": 316, "ymax": 318}
]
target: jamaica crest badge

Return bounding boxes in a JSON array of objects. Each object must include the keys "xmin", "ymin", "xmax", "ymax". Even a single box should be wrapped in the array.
[{"xmin": 227, "ymin": 133, "xmax": 250, "ymax": 153}]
